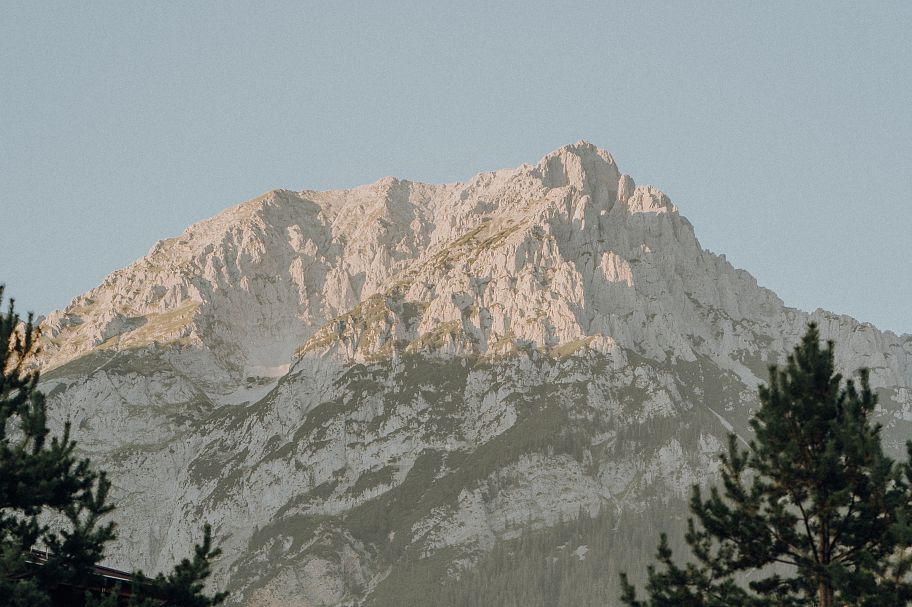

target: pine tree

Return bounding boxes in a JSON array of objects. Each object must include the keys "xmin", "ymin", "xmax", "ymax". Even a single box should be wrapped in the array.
[
  {"xmin": 0, "ymin": 286, "xmax": 116, "ymax": 606},
  {"xmin": 620, "ymin": 324, "xmax": 912, "ymax": 607},
  {"xmin": 0, "ymin": 287, "xmax": 227, "ymax": 606}
]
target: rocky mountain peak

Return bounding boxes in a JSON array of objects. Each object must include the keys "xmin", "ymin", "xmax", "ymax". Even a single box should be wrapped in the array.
[
  {"xmin": 34, "ymin": 143, "xmax": 912, "ymax": 606},
  {"xmin": 535, "ymin": 140, "xmax": 620, "ymax": 195},
  {"xmin": 35, "ymin": 143, "xmax": 909, "ymax": 393}
]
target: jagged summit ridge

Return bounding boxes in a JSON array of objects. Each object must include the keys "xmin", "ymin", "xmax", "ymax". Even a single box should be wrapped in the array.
[
  {"xmin": 37, "ymin": 141, "xmax": 912, "ymax": 390},
  {"xmin": 36, "ymin": 143, "xmax": 628, "ymax": 369},
  {"xmin": 38, "ymin": 143, "xmax": 910, "ymax": 391}
]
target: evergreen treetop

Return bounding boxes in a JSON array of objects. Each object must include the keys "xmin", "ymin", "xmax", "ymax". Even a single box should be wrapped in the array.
[
  {"xmin": 621, "ymin": 323, "xmax": 912, "ymax": 607},
  {"xmin": 0, "ymin": 286, "xmax": 227, "ymax": 606},
  {"xmin": 1, "ymin": 285, "xmax": 116, "ymax": 606}
]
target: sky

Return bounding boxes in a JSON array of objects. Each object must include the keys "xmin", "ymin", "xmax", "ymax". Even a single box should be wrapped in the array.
[{"xmin": 1, "ymin": 2, "xmax": 910, "ymax": 335}]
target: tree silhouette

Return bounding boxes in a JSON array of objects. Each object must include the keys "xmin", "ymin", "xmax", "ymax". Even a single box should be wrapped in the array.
[
  {"xmin": 0, "ymin": 286, "xmax": 226, "ymax": 606},
  {"xmin": 621, "ymin": 324, "xmax": 912, "ymax": 607}
]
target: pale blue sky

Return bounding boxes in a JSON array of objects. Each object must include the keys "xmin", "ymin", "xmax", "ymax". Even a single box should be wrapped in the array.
[{"xmin": 2, "ymin": 2, "xmax": 910, "ymax": 334}]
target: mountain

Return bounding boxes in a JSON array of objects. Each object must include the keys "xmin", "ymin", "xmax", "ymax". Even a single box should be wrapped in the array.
[{"xmin": 35, "ymin": 142, "xmax": 912, "ymax": 606}]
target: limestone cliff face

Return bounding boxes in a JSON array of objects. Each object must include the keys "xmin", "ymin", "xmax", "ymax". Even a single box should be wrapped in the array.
[{"xmin": 36, "ymin": 142, "xmax": 912, "ymax": 606}]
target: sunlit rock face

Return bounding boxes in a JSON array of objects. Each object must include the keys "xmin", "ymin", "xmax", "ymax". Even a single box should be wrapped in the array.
[{"xmin": 37, "ymin": 142, "xmax": 912, "ymax": 606}]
